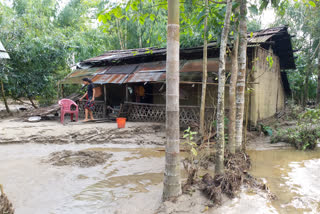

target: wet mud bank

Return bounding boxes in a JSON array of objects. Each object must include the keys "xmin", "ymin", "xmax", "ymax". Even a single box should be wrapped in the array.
[{"xmin": 0, "ymin": 119, "xmax": 165, "ymax": 145}]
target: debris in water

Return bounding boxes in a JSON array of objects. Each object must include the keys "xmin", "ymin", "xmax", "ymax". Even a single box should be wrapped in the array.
[
  {"xmin": 200, "ymin": 152, "xmax": 276, "ymax": 205},
  {"xmin": 44, "ymin": 150, "xmax": 112, "ymax": 167},
  {"xmin": 0, "ymin": 184, "xmax": 14, "ymax": 214}
]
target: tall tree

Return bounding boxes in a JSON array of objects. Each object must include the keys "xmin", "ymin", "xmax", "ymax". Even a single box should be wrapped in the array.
[
  {"xmin": 163, "ymin": 0, "xmax": 181, "ymax": 201},
  {"xmin": 235, "ymin": 0, "xmax": 247, "ymax": 151},
  {"xmin": 215, "ymin": 0, "xmax": 233, "ymax": 174},
  {"xmin": 227, "ymin": 4, "xmax": 240, "ymax": 154},
  {"xmin": 199, "ymin": 0, "xmax": 209, "ymax": 137},
  {"xmin": 317, "ymin": 46, "xmax": 320, "ymax": 104}
]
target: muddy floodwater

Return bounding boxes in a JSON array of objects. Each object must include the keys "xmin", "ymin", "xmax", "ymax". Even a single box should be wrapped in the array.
[{"xmin": 0, "ymin": 143, "xmax": 320, "ymax": 214}]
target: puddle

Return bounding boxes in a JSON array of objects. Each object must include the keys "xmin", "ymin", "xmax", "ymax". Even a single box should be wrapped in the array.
[{"xmin": 0, "ymin": 143, "xmax": 320, "ymax": 214}]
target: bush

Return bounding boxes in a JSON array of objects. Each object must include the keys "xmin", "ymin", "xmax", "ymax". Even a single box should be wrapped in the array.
[{"xmin": 271, "ymin": 107, "xmax": 320, "ymax": 150}]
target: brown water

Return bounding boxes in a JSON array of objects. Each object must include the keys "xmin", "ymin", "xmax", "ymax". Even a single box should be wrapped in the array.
[
  {"xmin": 0, "ymin": 143, "xmax": 320, "ymax": 214},
  {"xmin": 248, "ymin": 148, "xmax": 320, "ymax": 214}
]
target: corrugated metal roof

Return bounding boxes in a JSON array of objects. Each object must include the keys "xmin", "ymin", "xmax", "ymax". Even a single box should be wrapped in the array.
[
  {"xmin": 126, "ymin": 70, "xmax": 166, "ymax": 83},
  {"xmin": 0, "ymin": 41, "xmax": 6, "ymax": 52},
  {"xmin": 0, "ymin": 52, "xmax": 10, "ymax": 59},
  {"xmin": 248, "ymin": 34, "xmax": 273, "ymax": 44},
  {"xmin": 0, "ymin": 41, "xmax": 10, "ymax": 59},
  {"xmin": 69, "ymin": 67, "xmax": 108, "ymax": 78},
  {"xmin": 61, "ymin": 67, "xmax": 109, "ymax": 84},
  {"xmin": 92, "ymin": 74, "xmax": 129, "ymax": 84},
  {"xmin": 82, "ymin": 48, "xmax": 166, "ymax": 64},
  {"xmin": 104, "ymin": 64, "xmax": 138, "ymax": 74},
  {"xmin": 91, "ymin": 61, "xmax": 167, "ymax": 84},
  {"xmin": 64, "ymin": 58, "xmax": 233, "ymax": 85}
]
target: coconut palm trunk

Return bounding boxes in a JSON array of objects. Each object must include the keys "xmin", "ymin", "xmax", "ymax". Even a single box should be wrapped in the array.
[
  {"xmin": 235, "ymin": 0, "xmax": 247, "ymax": 152},
  {"xmin": 199, "ymin": 0, "xmax": 209, "ymax": 137},
  {"xmin": 215, "ymin": 0, "xmax": 233, "ymax": 174},
  {"xmin": 162, "ymin": 0, "xmax": 181, "ymax": 201}
]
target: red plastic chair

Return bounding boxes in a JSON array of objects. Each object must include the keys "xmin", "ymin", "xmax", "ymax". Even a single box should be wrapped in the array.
[{"xmin": 58, "ymin": 99, "xmax": 79, "ymax": 124}]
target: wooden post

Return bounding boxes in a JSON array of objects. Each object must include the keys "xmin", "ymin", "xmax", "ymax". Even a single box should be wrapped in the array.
[
  {"xmin": 125, "ymin": 84, "xmax": 129, "ymax": 102},
  {"xmin": 103, "ymin": 85, "xmax": 107, "ymax": 117},
  {"xmin": 0, "ymin": 79, "xmax": 11, "ymax": 114}
]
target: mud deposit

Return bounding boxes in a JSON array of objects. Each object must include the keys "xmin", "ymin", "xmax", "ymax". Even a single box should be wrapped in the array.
[
  {"xmin": 44, "ymin": 150, "xmax": 112, "ymax": 167},
  {"xmin": 0, "ymin": 119, "xmax": 165, "ymax": 145},
  {"xmin": 0, "ymin": 143, "xmax": 320, "ymax": 214}
]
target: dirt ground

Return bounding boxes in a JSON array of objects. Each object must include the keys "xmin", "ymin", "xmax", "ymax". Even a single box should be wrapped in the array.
[
  {"xmin": 2, "ymin": 108, "xmax": 317, "ymax": 214},
  {"xmin": 0, "ymin": 117, "xmax": 166, "ymax": 145}
]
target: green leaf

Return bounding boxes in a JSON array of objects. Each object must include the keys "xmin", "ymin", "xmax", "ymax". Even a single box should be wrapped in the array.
[
  {"xmin": 150, "ymin": 14, "xmax": 156, "ymax": 21},
  {"xmin": 309, "ymin": 1, "xmax": 316, "ymax": 7},
  {"xmin": 139, "ymin": 16, "xmax": 145, "ymax": 25},
  {"xmin": 248, "ymin": 5, "xmax": 259, "ymax": 15},
  {"xmin": 250, "ymin": 32, "xmax": 253, "ymax": 38}
]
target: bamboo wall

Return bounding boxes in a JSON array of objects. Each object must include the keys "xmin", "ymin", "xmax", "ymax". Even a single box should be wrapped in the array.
[{"xmin": 249, "ymin": 47, "xmax": 285, "ymax": 126}]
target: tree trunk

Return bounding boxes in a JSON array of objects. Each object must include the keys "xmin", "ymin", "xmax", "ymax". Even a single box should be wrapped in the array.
[
  {"xmin": 235, "ymin": 0, "xmax": 247, "ymax": 152},
  {"xmin": 215, "ymin": 0, "xmax": 233, "ymax": 174},
  {"xmin": 317, "ymin": 48, "xmax": 320, "ymax": 104},
  {"xmin": 28, "ymin": 96, "xmax": 38, "ymax": 109},
  {"xmin": 163, "ymin": 0, "xmax": 181, "ymax": 201},
  {"xmin": 303, "ymin": 64, "xmax": 311, "ymax": 107},
  {"xmin": 199, "ymin": 0, "xmax": 209, "ymax": 137},
  {"xmin": 116, "ymin": 19, "xmax": 124, "ymax": 50},
  {"xmin": 0, "ymin": 79, "xmax": 11, "ymax": 114},
  {"xmin": 227, "ymin": 4, "xmax": 240, "ymax": 154}
]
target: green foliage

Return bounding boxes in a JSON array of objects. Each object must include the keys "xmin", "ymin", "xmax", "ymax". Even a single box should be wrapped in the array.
[
  {"xmin": 0, "ymin": 0, "xmax": 112, "ymax": 105},
  {"xmin": 273, "ymin": 0, "xmax": 320, "ymax": 103},
  {"xmin": 259, "ymin": 124, "xmax": 273, "ymax": 136},
  {"xmin": 266, "ymin": 56, "xmax": 274, "ymax": 69},
  {"xmin": 272, "ymin": 108, "xmax": 320, "ymax": 150},
  {"xmin": 182, "ymin": 127, "xmax": 198, "ymax": 157}
]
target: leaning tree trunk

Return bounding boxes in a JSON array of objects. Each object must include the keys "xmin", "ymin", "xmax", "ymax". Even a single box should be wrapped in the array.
[
  {"xmin": 0, "ymin": 79, "xmax": 11, "ymax": 114},
  {"xmin": 163, "ymin": 0, "xmax": 181, "ymax": 201},
  {"xmin": 235, "ymin": 0, "xmax": 247, "ymax": 152},
  {"xmin": 199, "ymin": 0, "xmax": 209, "ymax": 137},
  {"xmin": 227, "ymin": 25, "xmax": 239, "ymax": 154},
  {"xmin": 215, "ymin": 0, "xmax": 233, "ymax": 174}
]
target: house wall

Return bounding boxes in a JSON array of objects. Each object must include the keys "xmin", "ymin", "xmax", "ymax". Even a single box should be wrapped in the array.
[
  {"xmin": 249, "ymin": 47, "xmax": 286, "ymax": 126},
  {"xmin": 152, "ymin": 81, "xmax": 230, "ymax": 108}
]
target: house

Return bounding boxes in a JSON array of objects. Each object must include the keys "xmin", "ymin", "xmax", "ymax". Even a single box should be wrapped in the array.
[{"xmin": 61, "ymin": 26, "xmax": 295, "ymax": 127}]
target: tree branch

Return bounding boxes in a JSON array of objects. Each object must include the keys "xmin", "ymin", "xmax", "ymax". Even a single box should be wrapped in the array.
[{"xmin": 209, "ymin": 0, "xmax": 227, "ymax": 4}]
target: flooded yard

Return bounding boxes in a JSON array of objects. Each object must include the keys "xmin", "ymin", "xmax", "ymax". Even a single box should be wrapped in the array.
[{"xmin": 0, "ymin": 141, "xmax": 320, "ymax": 214}]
